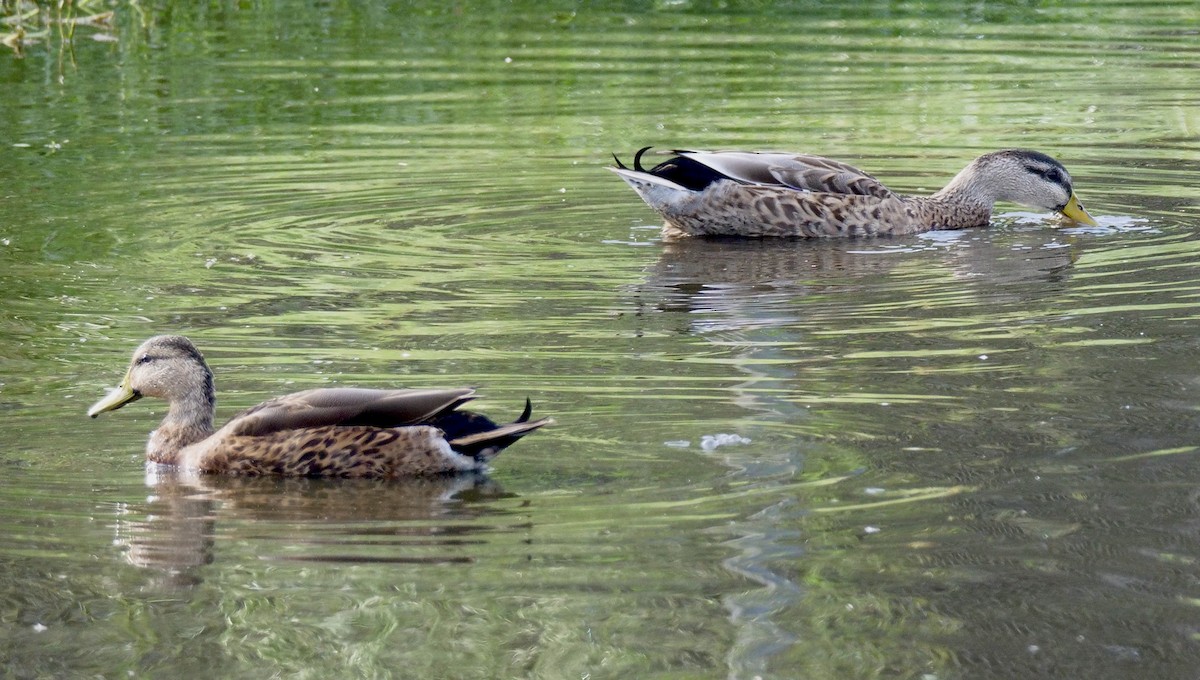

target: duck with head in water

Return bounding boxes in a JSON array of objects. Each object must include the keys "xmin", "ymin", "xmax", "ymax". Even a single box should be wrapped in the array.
[{"xmin": 610, "ymin": 147, "xmax": 1098, "ymax": 238}]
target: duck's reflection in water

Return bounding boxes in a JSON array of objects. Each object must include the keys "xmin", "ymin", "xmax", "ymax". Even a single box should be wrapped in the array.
[
  {"xmin": 115, "ymin": 468, "xmax": 513, "ymax": 588},
  {"xmin": 643, "ymin": 232, "xmax": 1078, "ymax": 312}
]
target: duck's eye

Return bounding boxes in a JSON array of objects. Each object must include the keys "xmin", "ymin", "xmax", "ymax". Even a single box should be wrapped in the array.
[{"xmin": 136, "ymin": 355, "xmax": 154, "ymax": 365}]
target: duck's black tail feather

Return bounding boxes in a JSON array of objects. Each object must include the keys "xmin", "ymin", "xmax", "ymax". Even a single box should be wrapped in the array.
[
  {"xmin": 612, "ymin": 147, "xmax": 730, "ymax": 191},
  {"xmin": 436, "ymin": 398, "xmax": 552, "ymax": 461}
]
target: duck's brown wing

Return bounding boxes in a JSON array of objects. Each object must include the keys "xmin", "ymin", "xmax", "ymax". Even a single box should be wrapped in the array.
[
  {"xmin": 677, "ymin": 151, "xmax": 896, "ymax": 198},
  {"xmin": 226, "ymin": 387, "xmax": 477, "ymax": 437}
]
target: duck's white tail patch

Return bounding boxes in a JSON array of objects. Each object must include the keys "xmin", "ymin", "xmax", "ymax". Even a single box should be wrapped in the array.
[
  {"xmin": 429, "ymin": 432, "xmax": 483, "ymax": 471},
  {"xmin": 608, "ymin": 167, "xmax": 697, "ymax": 217},
  {"xmin": 608, "ymin": 166, "xmax": 688, "ymax": 192}
]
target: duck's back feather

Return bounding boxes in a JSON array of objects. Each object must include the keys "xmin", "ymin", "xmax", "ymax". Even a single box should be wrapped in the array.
[
  {"xmin": 228, "ymin": 388, "xmax": 477, "ymax": 437},
  {"xmin": 672, "ymin": 151, "xmax": 896, "ymax": 198}
]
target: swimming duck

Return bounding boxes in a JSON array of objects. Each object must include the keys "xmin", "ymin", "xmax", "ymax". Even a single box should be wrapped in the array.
[
  {"xmin": 610, "ymin": 147, "xmax": 1098, "ymax": 238},
  {"xmin": 87, "ymin": 335, "xmax": 552, "ymax": 477}
]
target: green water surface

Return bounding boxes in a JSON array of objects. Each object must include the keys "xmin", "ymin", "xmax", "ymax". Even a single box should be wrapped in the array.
[{"xmin": 2, "ymin": 2, "xmax": 1200, "ymax": 678}]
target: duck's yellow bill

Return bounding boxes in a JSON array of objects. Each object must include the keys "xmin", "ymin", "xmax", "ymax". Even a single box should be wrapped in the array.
[
  {"xmin": 1059, "ymin": 193, "xmax": 1098, "ymax": 226},
  {"xmin": 88, "ymin": 374, "xmax": 139, "ymax": 417}
]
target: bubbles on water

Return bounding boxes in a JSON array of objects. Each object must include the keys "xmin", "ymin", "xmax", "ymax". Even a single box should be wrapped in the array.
[
  {"xmin": 1001, "ymin": 211, "xmax": 1153, "ymax": 236},
  {"xmin": 700, "ymin": 433, "xmax": 751, "ymax": 451},
  {"xmin": 665, "ymin": 433, "xmax": 752, "ymax": 450}
]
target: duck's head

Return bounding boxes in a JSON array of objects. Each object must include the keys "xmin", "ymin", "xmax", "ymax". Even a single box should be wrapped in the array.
[
  {"xmin": 88, "ymin": 335, "xmax": 214, "ymax": 417},
  {"xmin": 957, "ymin": 149, "xmax": 1097, "ymax": 226}
]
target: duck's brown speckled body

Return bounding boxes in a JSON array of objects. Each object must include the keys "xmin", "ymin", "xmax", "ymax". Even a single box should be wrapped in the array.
[
  {"xmin": 88, "ymin": 335, "xmax": 551, "ymax": 477},
  {"xmin": 610, "ymin": 148, "xmax": 1097, "ymax": 238}
]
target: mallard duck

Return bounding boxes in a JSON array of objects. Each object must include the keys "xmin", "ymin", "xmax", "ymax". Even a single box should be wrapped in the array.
[
  {"xmin": 610, "ymin": 147, "xmax": 1098, "ymax": 238},
  {"xmin": 87, "ymin": 335, "xmax": 552, "ymax": 477}
]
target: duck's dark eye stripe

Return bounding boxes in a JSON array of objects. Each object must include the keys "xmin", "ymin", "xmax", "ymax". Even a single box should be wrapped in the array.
[
  {"xmin": 1023, "ymin": 163, "xmax": 1069, "ymax": 189},
  {"xmin": 1022, "ymin": 163, "xmax": 1046, "ymax": 178}
]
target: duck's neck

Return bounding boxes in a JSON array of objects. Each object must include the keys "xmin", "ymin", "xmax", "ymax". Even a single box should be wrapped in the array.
[
  {"xmin": 907, "ymin": 194, "xmax": 992, "ymax": 230},
  {"xmin": 147, "ymin": 386, "xmax": 215, "ymax": 466},
  {"xmin": 913, "ymin": 167, "xmax": 996, "ymax": 229}
]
